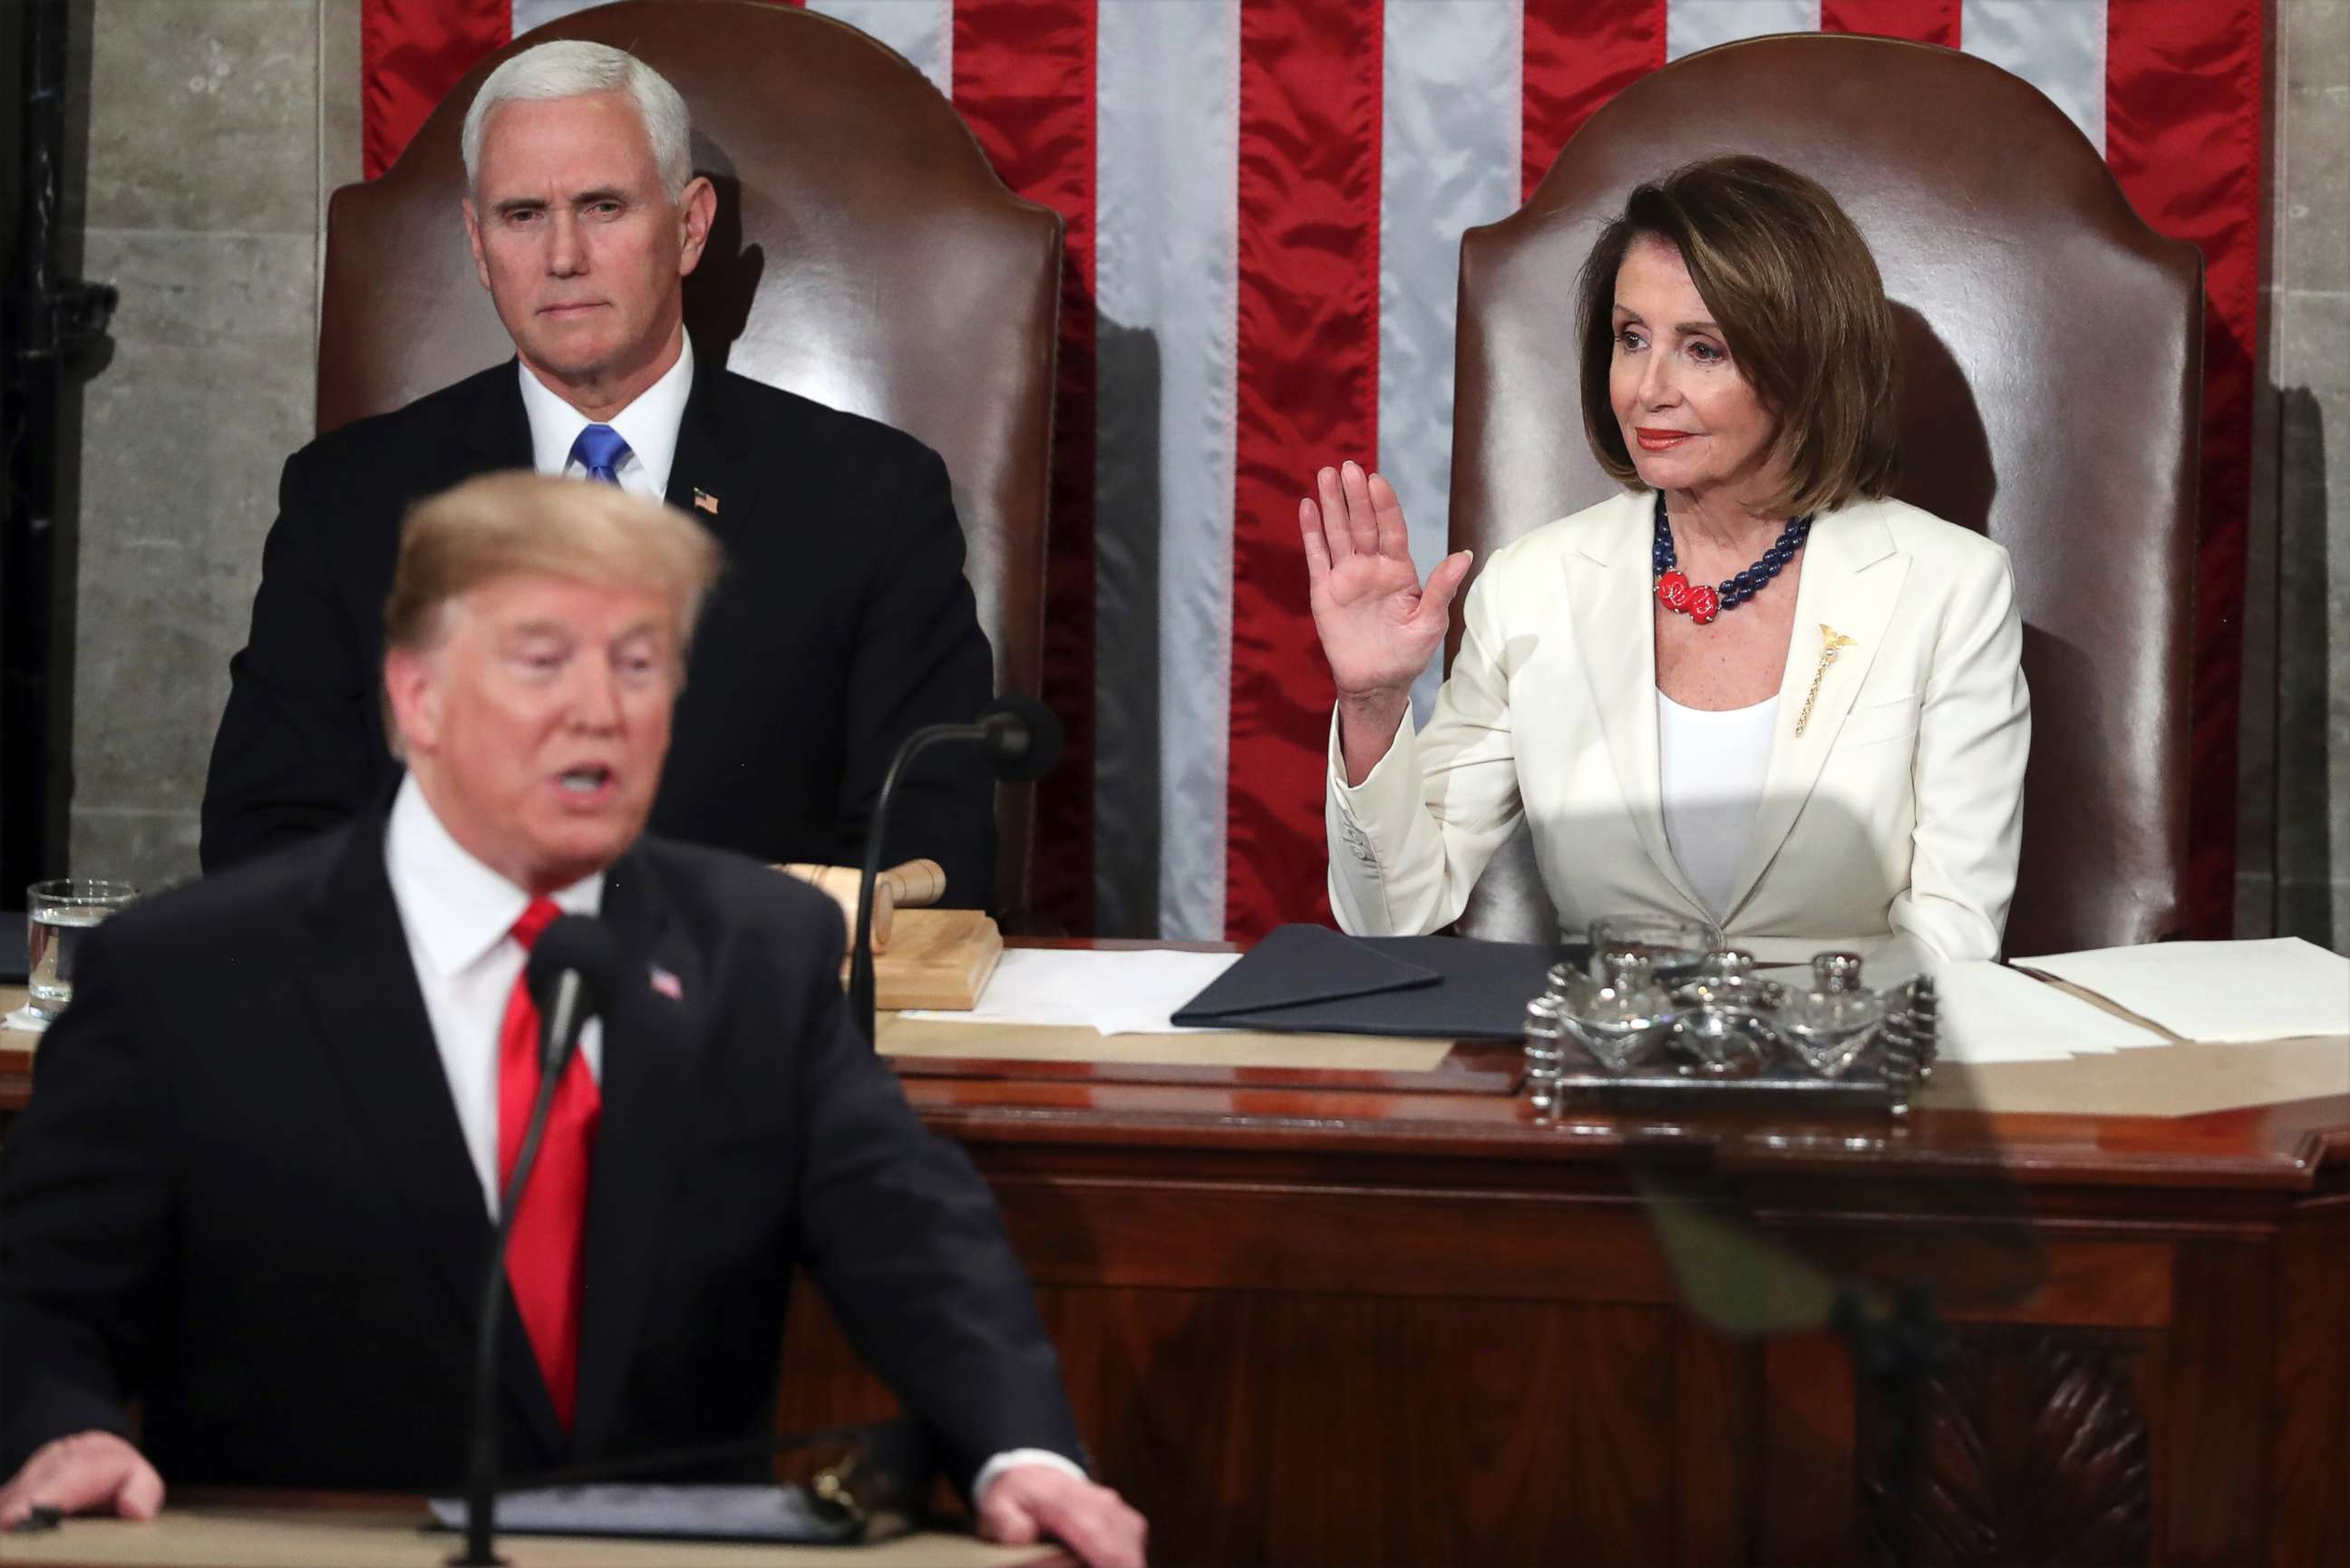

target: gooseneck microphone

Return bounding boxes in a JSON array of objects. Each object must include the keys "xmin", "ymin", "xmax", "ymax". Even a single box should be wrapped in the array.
[
  {"xmin": 850, "ymin": 694, "xmax": 1063, "ymax": 1043},
  {"xmin": 455, "ymin": 915, "xmax": 622, "ymax": 1568}
]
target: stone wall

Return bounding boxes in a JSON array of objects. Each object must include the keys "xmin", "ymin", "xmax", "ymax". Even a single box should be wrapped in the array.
[
  {"xmin": 64, "ymin": 0, "xmax": 358, "ymax": 884},
  {"xmin": 55, "ymin": 0, "xmax": 2350, "ymax": 951},
  {"xmin": 2241, "ymin": 0, "xmax": 2350, "ymax": 949}
]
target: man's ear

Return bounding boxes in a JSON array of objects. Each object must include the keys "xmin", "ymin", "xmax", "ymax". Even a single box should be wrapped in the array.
[
  {"xmin": 383, "ymin": 644, "xmax": 444, "ymax": 759},
  {"xmin": 675, "ymin": 176, "xmax": 717, "ymax": 277},
  {"xmin": 461, "ymin": 198, "xmax": 493, "ymax": 292}
]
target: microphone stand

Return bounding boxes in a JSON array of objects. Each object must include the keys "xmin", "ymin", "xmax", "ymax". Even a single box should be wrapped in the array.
[
  {"xmin": 850, "ymin": 721, "xmax": 990, "ymax": 1043},
  {"xmin": 452, "ymin": 972, "xmax": 589, "ymax": 1568}
]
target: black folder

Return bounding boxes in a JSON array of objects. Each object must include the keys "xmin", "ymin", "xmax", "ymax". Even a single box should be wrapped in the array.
[{"xmin": 1172, "ymin": 923, "xmax": 1578, "ymax": 1040}]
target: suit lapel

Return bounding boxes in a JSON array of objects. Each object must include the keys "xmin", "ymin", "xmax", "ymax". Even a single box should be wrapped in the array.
[
  {"xmin": 1718, "ymin": 504, "xmax": 1908, "ymax": 922},
  {"xmin": 296, "ymin": 811, "xmax": 567, "ymax": 1457},
  {"xmin": 1564, "ymin": 493, "xmax": 1714, "ymax": 923},
  {"xmin": 461, "ymin": 360, "xmax": 535, "ymax": 473},
  {"xmin": 665, "ymin": 362, "xmax": 761, "ymax": 555},
  {"xmin": 569, "ymin": 847, "xmax": 706, "ymax": 1458}
]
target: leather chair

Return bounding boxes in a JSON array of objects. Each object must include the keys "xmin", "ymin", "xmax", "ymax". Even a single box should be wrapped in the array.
[
  {"xmin": 317, "ymin": 0, "xmax": 1063, "ymax": 918},
  {"xmin": 1446, "ymin": 33, "xmax": 2199, "ymax": 957}
]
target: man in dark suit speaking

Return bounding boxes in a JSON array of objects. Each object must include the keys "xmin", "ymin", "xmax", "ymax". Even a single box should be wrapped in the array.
[
  {"xmin": 0, "ymin": 475, "xmax": 1144, "ymax": 1567},
  {"xmin": 199, "ymin": 39, "xmax": 998, "ymax": 906}
]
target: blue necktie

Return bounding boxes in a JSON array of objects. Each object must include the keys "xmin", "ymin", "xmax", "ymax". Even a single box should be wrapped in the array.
[{"xmin": 569, "ymin": 424, "xmax": 632, "ymax": 486}]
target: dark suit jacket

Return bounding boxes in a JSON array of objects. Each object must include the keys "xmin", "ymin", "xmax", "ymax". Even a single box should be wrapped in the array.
[
  {"xmin": 199, "ymin": 359, "xmax": 998, "ymax": 907},
  {"xmin": 0, "ymin": 818, "xmax": 1082, "ymax": 1491}
]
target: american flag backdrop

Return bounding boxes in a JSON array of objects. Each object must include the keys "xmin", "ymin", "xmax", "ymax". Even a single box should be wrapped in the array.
[{"xmin": 361, "ymin": 0, "xmax": 2262, "ymax": 943}]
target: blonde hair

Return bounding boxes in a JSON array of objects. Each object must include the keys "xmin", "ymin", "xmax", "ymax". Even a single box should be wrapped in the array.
[{"xmin": 382, "ymin": 473, "xmax": 723, "ymax": 744}]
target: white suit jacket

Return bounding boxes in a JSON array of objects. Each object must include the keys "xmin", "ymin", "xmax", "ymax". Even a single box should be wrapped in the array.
[{"xmin": 1326, "ymin": 490, "xmax": 2029, "ymax": 971}]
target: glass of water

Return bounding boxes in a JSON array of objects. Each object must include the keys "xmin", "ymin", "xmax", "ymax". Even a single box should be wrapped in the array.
[{"xmin": 26, "ymin": 879, "xmax": 140, "ymax": 1021}]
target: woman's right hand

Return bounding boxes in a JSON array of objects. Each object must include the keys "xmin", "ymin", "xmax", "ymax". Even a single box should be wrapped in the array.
[{"xmin": 1299, "ymin": 461, "xmax": 1473, "ymax": 702}]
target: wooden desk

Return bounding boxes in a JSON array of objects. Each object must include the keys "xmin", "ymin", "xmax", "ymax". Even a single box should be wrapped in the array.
[
  {"xmin": 807, "ymin": 966, "xmax": 2350, "ymax": 1568},
  {"xmin": 7, "ymin": 971, "xmax": 2349, "ymax": 1566},
  {"xmin": 0, "ymin": 1489, "xmax": 1066, "ymax": 1567}
]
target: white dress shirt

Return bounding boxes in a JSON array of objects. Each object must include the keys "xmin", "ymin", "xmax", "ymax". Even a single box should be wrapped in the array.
[
  {"xmin": 384, "ymin": 774, "xmax": 605, "ymax": 1220},
  {"xmin": 381, "ymin": 776, "xmax": 1082, "ymax": 1503},
  {"xmin": 1656, "ymin": 692, "xmax": 1779, "ymax": 923},
  {"xmin": 517, "ymin": 329, "xmax": 695, "ymax": 501}
]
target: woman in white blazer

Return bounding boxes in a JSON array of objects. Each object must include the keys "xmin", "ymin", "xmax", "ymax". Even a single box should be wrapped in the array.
[{"xmin": 1306, "ymin": 156, "xmax": 2028, "ymax": 973}]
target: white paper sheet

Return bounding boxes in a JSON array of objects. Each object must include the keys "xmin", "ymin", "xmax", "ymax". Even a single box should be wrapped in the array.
[
  {"xmin": 898, "ymin": 948, "xmax": 1244, "ymax": 1035},
  {"xmin": 1928, "ymin": 960, "xmax": 2169, "ymax": 1062},
  {"xmin": 2013, "ymin": 937, "xmax": 2350, "ymax": 1044}
]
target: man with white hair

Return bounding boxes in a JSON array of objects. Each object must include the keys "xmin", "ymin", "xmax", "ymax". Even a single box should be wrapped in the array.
[
  {"xmin": 199, "ymin": 40, "xmax": 1000, "ymax": 910},
  {"xmin": 4, "ymin": 475, "xmax": 1146, "ymax": 1568}
]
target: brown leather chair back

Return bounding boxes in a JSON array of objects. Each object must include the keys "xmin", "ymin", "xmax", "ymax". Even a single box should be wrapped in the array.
[
  {"xmin": 1448, "ymin": 34, "xmax": 2199, "ymax": 956},
  {"xmin": 318, "ymin": 0, "xmax": 1063, "ymax": 916}
]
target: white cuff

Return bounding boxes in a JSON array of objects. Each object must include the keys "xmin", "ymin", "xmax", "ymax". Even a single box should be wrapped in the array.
[{"xmin": 970, "ymin": 1447, "xmax": 1088, "ymax": 1507}]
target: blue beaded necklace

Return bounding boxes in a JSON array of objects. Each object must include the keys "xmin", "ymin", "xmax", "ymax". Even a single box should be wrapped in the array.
[{"xmin": 1649, "ymin": 490, "xmax": 1811, "ymax": 627}]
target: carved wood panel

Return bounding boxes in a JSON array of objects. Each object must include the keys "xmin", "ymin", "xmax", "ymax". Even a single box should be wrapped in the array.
[{"xmin": 1860, "ymin": 1329, "xmax": 2152, "ymax": 1568}]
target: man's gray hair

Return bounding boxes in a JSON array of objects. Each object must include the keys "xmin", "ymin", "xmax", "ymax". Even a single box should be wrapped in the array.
[{"xmin": 461, "ymin": 41, "xmax": 694, "ymax": 199}]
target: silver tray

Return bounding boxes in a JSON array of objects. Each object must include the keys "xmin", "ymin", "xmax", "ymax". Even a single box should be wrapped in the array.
[{"xmin": 1528, "ymin": 974, "xmax": 1942, "ymax": 1117}]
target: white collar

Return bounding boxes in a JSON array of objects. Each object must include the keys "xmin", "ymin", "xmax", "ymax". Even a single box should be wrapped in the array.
[
  {"xmin": 516, "ymin": 329, "xmax": 696, "ymax": 498},
  {"xmin": 385, "ymin": 773, "xmax": 606, "ymax": 980}
]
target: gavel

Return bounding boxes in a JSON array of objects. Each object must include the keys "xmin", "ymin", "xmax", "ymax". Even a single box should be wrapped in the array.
[{"xmin": 774, "ymin": 858, "xmax": 947, "ymax": 953}]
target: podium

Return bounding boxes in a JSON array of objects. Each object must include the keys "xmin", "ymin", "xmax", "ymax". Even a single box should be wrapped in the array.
[{"xmin": 0, "ymin": 1493, "xmax": 1071, "ymax": 1567}]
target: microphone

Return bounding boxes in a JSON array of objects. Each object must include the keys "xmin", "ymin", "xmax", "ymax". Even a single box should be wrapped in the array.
[
  {"xmin": 455, "ymin": 914, "xmax": 621, "ymax": 1568},
  {"xmin": 849, "ymin": 696, "xmax": 1064, "ymax": 1042}
]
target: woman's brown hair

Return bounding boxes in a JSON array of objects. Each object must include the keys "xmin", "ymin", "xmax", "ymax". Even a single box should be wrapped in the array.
[{"xmin": 1578, "ymin": 154, "xmax": 1900, "ymax": 518}]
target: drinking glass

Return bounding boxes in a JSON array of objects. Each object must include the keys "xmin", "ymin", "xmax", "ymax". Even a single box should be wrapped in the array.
[
  {"xmin": 1586, "ymin": 913, "xmax": 1715, "ymax": 985},
  {"xmin": 26, "ymin": 879, "xmax": 140, "ymax": 1021}
]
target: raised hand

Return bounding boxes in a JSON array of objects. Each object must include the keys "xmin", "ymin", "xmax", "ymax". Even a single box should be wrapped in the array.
[{"xmin": 1299, "ymin": 461, "xmax": 1471, "ymax": 702}]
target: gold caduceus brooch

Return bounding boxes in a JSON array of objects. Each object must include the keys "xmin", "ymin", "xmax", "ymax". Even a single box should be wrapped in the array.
[{"xmin": 1793, "ymin": 624, "xmax": 1857, "ymax": 737}]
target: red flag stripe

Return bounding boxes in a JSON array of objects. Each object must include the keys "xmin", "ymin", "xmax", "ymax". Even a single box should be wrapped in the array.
[
  {"xmin": 2103, "ymin": 0, "xmax": 2264, "ymax": 937},
  {"xmin": 952, "ymin": 0, "xmax": 1099, "ymax": 931},
  {"xmin": 1224, "ymin": 0, "xmax": 1384, "ymax": 939},
  {"xmin": 361, "ymin": 0, "xmax": 508, "ymax": 179},
  {"xmin": 1820, "ymin": 0, "xmax": 1958, "ymax": 48},
  {"xmin": 1520, "ymin": 0, "xmax": 1665, "ymax": 200}
]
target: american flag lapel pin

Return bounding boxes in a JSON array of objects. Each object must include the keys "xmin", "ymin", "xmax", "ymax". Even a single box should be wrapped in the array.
[
  {"xmin": 649, "ymin": 964, "xmax": 685, "ymax": 1002},
  {"xmin": 692, "ymin": 488, "xmax": 720, "ymax": 516}
]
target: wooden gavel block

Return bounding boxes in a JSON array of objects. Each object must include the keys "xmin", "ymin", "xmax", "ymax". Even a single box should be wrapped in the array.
[{"xmin": 773, "ymin": 858, "xmax": 947, "ymax": 953}]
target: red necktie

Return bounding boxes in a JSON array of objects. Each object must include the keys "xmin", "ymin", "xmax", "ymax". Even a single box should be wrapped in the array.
[{"xmin": 496, "ymin": 896, "xmax": 601, "ymax": 1430}]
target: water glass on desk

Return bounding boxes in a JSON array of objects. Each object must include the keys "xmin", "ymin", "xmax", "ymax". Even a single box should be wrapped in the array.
[{"xmin": 26, "ymin": 879, "xmax": 139, "ymax": 1021}]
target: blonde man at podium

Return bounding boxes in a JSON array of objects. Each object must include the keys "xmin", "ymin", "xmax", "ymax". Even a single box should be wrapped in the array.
[{"xmin": 0, "ymin": 477, "xmax": 1144, "ymax": 1568}]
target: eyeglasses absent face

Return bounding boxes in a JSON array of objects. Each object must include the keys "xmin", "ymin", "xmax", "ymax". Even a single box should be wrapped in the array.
[{"xmin": 387, "ymin": 571, "xmax": 683, "ymax": 892}]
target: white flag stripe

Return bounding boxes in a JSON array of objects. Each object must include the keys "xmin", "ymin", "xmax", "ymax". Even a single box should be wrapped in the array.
[
  {"xmin": 1094, "ymin": 0, "xmax": 1242, "ymax": 940},
  {"xmin": 510, "ymin": 0, "xmax": 589, "ymax": 39},
  {"xmin": 808, "ymin": 0, "xmax": 954, "ymax": 98},
  {"xmin": 1666, "ymin": 0, "xmax": 1821, "ymax": 62},
  {"xmin": 1960, "ymin": 0, "xmax": 2107, "ymax": 154},
  {"xmin": 1379, "ymin": 0, "xmax": 1524, "ymax": 722}
]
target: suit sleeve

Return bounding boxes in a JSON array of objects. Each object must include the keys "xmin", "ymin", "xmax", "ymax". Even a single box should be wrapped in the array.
[
  {"xmin": 1889, "ymin": 543, "xmax": 2030, "ymax": 962},
  {"xmin": 837, "ymin": 443, "xmax": 998, "ymax": 912},
  {"xmin": 782, "ymin": 907, "xmax": 1083, "ymax": 1491},
  {"xmin": 0, "ymin": 930, "xmax": 175, "ymax": 1471},
  {"xmin": 1326, "ymin": 564, "xmax": 1526, "ymax": 934},
  {"xmin": 199, "ymin": 449, "xmax": 384, "ymax": 874}
]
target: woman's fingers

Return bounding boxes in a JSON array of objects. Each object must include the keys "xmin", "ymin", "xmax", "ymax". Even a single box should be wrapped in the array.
[
  {"xmin": 1338, "ymin": 460, "xmax": 1380, "ymax": 557},
  {"xmin": 1299, "ymin": 498, "xmax": 1333, "ymax": 587},
  {"xmin": 1366, "ymin": 469, "xmax": 1410, "ymax": 562},
  {"xmin": 1313, "ymin": 467, "xmax": 1354, "ymax": 564},
  {"xmin": 1414, "ymin": 549, "xmax": 1475, "ymax": 629}
]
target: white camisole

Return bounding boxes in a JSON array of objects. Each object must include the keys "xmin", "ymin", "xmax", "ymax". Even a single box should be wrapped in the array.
[{"xmin": 1656, "ymin": 691, "xmax": 1780, "ymax": 921}]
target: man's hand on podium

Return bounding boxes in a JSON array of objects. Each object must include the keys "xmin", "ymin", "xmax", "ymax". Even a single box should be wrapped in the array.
[
  {"xmin": 0, "ymin": 1430, "xmax": 164, "ymax": 1529},
  {"xmin": 976, "ymin": 1463, "xmax": 1146, "ymax": 1568}
]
